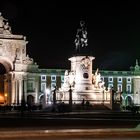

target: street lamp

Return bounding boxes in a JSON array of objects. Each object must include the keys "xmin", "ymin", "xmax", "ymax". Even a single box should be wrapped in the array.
[{"xmin": 4, "ymin": 93, "xmax": 7, "ymax": 105}]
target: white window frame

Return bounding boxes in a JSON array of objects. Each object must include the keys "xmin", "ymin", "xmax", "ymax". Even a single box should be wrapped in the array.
[
  {"xmin": 108, "ymin": 84, "xmax": 113, "ymax": 89},
  {"xmin": 126, "ymin": 84, "xmax": 131, "ymax": 93},
  {"xmin": 41, "ymin": 83, "xmax": 46, "ymax": 92},
  {"xmin": 41, "ymin": 75, "xmax": 46, "ymax": 81},
  {"xmin": 117, "ymin": 77, "xmax": 122, "ymax": 83},
  {"xmin": 61, "ymin": 75, "xmax": 64, "ymax": 82},
  {"xmin": 61, "ymin": 83, "xmax": 64, "ymax": 88},
  {"xmin": 51, "ymin": 82, "xmax": 56, "ymax": 90},
  {"xmin": 101, "ymin": 76, "xmax": 104, "ymax": 82},
  {"xmin": 117, "ymin": 84, "xmax": 122, "ymax": 92},
  {"xmin": 108, "ymin": 77, "xmax": 113, "ymax": 82},
  {"xmin": 127, "ymin": 77, "xmax": 131, "ymax": 83},
  {"xmin": 51, "ymin": 75, "xmax": 56, "ymax": 81}
]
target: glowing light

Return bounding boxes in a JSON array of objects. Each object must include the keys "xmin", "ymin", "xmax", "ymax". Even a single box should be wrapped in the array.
[
  {"xmin": 0, "ymin": 95, "xmax": 4, "ymax": 100},
  {"xmin": 45, "ymin": 88, "xmax": 50, "ymax": 94},
  {"xmin": 4, "ymin": 93, "xmax": 7, "ymax": 97}
]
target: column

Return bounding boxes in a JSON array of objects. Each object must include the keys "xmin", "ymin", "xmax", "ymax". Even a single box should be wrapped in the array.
[
  {"xmin": 24, "ymin": 79, "xmax": 27, "ymax": 102},
  {"xmin": 18, "ymin": 79, "xmax": 22, "ymax": 104},
  {"xmin": 35, "ymin": 80, "xmax": 38, "ymax": 104},
  {"xmin": 4, "ymin": 76, "xmax": 8, "ymax": 105},
  {"xmin": 21, "ymin": 78, "xmax": 26, "ymax": 108},
  {"xmin": 11, "ymin": 79, "xmax": 16, "ymax": 104},
  {"xmin": 9, "ymin": 72, "xmax": 15, "ymax": 105},
  {"xmin": 17, "ymin": 80, "xmax": 19, "ymax": 105},
  {"xmin": 14, "ymin": 80, "xmax": 17, "ymax": 104}
]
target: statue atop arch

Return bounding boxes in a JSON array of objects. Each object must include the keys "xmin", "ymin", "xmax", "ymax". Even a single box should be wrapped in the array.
[
  {"xmin": 0, "ymin": 12, "xmax": 12, "ymax": 34},
  {"xmin": 74, "ymin": 20, "xmax": 88, "ymax": 53},
  {"xmin": 0, "ymin": 12, "xmax": 7, "ymax": 28}
]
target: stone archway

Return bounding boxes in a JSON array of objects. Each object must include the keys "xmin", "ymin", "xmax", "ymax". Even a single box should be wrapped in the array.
[
  {"xmin": 125, "ymin": 96, "xmax": 133, "ymax": 106},
  {"xmin": 0, "ymin": 63, "xmax": 6, "ymax": 104},
  {"xmin": 0, "ymin": 57, "xmax": 13, "ymax": 73},
  {"xmin": 39, "ymin": 94, "xmax": 47, "ymax": 109},
  {"xmin": 0, "ymin": 59, "xmax": 13, "ymax": 105},
  {"xmin": 0, "ymin": 13, "xmax": 39, "ymax": 106},
  {"xmin": 39, "ymin": 94, "xmax": 44, "ymax": 104}
]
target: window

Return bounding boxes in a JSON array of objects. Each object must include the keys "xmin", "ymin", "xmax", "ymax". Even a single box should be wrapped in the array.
[
  {"xmin": 117, "ymin": 77, "xmax": 122, "ymax": 83},
  {"xmin": 41, "ymin": 83, "xmax": 46, "ymax": 92},
  {"xmin": 61, "ymin": 76, "xmax": 64, "ymax": 82},
  {"xmin": 51, "ymin": 82, "xmax": 56, "ymax": 90},
  {"xmin": 117, "ymin": 84, "xmax": 122, "ymax": 92},
  {"xmin": 51, "ymin": 75, "xmax": 56, "ymax": 81},
  {"xmin": 108, "ymin": 84, "xmax": 113, "ymax": 89},
  {"xmin": 27, "ymin": 81, "xmax": 34, "ymax": 92},
  {"xmin": 101, "ymin": 77, "xmax": 104, "ymax": 81},
  {"xmin": 61, "ymin": 83, "xmax": 64, "ymax": 87},
  {"xmin": 127, "ymin": 77, "xmax": 131, "ymax": 83},
  {"xmin": 41, "ymin": 75, "xmax": 46, "ymax": 81},
  {"xmin": 126, "ymin": 84, "xmax": 131, "ymax": 93},
  {"xmin": 108, "ymin": 77, "xmax": 113, "ymax": 82}
]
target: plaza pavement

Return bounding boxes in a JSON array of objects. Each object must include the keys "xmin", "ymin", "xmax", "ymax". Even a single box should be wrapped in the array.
[{"xmin": 0, "ymin": 110, "xmax": 140, "ymax": 139}]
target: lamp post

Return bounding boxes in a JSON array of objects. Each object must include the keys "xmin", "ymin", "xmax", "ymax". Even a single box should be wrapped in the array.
[
  {"xmin": 53, "ymin": 86, "xmax": 56, "ymax": 105},
  {"xmin": 69, "ymin": 85, "xmax": 73, "ymax": 110}
]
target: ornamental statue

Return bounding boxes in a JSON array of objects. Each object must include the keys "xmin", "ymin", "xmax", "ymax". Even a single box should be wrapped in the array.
[{"xmin": 74, "ymin": 20, "xmax": 88, "ymax": 53}]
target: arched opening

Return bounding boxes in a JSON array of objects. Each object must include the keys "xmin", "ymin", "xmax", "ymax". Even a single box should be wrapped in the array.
[
  {"xmin": 27, "ymin": 95, "xmax": 35, "ymax": 106},
  {"xmin": 125, "ymin": 96, "xmax": 133, "ymax": 106},
  {"xmin": 0, "ymin": 63, "xmax": 7, "ymax": 104},
  {"xmin": 0, "ymin": 63, "xmax": 6, "ymax": 74},
  {"xmin": 0, "ymin": 58, "xmax": 13, "ymax": 105},
  {"xmin": 39, "ymin": 94, "xmax": 45, "ymax": 105}
]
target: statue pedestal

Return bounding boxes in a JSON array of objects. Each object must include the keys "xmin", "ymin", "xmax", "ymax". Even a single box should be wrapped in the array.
[
  {"xmin": 57, "ymin": 21, "xmax": 112, "ymax": 109},
  {"xmin": 59, "ymin": 55, "xmax": 111, "ymax": 106}
]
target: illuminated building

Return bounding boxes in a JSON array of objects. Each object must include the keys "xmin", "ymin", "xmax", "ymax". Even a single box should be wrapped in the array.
[{"xmin": 0, "ymin": 13, "xmax": 140, "ymax": 108}]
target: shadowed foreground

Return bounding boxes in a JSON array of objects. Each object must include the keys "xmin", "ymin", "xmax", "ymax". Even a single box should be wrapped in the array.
[{"xmin": 0, "ymin": 111, "xmax": 140, "ymax": 139}]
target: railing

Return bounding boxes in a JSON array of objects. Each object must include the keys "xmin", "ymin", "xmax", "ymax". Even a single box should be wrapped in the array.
[{"xmin": 56, "ymin": 99, "xmax": 111, "ymax": 104}]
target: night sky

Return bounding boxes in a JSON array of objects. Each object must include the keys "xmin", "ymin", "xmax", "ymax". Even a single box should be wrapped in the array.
[{"xmin": 1, "ymin": 0, "xmax": 140, "ymax": 71}]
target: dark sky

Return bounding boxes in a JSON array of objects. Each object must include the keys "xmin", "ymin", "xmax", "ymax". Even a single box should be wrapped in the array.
[{"xmin": 1, "ymin": 0, "xmax": 140, "ymax": 71}]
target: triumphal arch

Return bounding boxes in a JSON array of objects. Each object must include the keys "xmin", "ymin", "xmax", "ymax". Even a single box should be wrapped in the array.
[{"xmin": 0, "ymin": 12, "xmax": 39, "ymax": 105}]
